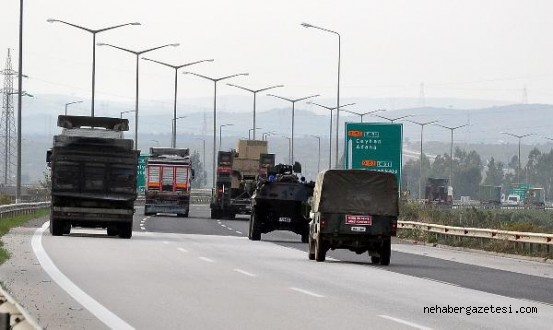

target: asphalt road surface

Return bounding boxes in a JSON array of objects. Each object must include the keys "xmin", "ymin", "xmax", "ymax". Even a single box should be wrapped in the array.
[{"xmin": 3, "ymin": 204, "xmax": 553, "ymax": 329}]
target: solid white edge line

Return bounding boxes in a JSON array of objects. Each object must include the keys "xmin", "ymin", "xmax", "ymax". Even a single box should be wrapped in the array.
[
  {"xmin": 177, "ymin": 248, "xmax": 188, "ymax": 253},
  {"xmin": 199, "ymin": 257, "xmax": 215, "ymax": 263},
  {"xmin": 31, "ymin": 222, "xmax": 134, "ymax": 330},
  {"xmin": 289, "ymin": 287, "xmax": 324, "ymax": 298},
  {"xmin": 378, "ymin": 315, "xmax": 433, "ymax": 330},
  {"xmin": 233, "ymin": 269, "xmax": 257, "ymax": 277}
]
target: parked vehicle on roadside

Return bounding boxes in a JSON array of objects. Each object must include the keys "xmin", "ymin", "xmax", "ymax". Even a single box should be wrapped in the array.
[{"xmin": 308, "ymin": 170, "xmax": 399, "ymax": 265}]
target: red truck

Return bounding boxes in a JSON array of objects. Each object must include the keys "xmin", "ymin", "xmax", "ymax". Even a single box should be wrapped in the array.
[{"xmin": 144, "ymin": 147, "xmax": 194, "ymax": 217}]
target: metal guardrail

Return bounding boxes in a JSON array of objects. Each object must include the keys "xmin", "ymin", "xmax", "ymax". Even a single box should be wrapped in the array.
[
  {"xmin": 0, "ymin": 202, "xmax": 50, "ymax": 220},
  {"xmin": 398, "ymin": 220, "xmax": 553, "ymax": 245}
]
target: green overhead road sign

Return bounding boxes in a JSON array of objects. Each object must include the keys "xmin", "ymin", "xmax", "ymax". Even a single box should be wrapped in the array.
[
  {"xmin": 344, "ymin": 122, "xmax": 403, "ymax": 185},
  {"xmin": 137, "ymin": 155, "xmax": 148, "ymax": 194}
]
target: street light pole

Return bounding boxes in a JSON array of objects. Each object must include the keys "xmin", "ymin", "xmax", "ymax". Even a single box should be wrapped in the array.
[
  {"xmin": 435, "ymin": 123, "xmax": 468, "ymax": 186},
  {"xmin": 219, "ymin": 123, "xmax": 234, "ymax": 152},
  {"xmin": 408, "ymin": 120, "xmax": 438, "ymax": 199},
  {"xmin": 374, "ymin": 114, "xmax": 414, "ymax": 123},
  {"xmin": 97, "ymin": 43, "xmax": 180, "ymax": 150},
  {"xmin": 301, "ymin": 22, "xmax": 341, "ymax": 166},
  {"xmin": 142, "ymin": 58, "xmax": 214, "ymax": 148},
  {"xmin": 307, "ymin": 101, "xmax": 354, "ymax": 169},
  {"xmin": 281, "ymin": 136, "xmax": 292, "ymax": 164},
  {"xmin": 47, "ymin": 19, "xmax": 141, "ymax": 116},
  {"xmin": 342, "ymin": 109, "xmax": 386, "ymax": 123},
  {"xmin": 227, "ymin": 83, "xmax": 283, "ymax": 140},
  {"xmin": 64, "ymin": 100, "xmax": 83, "ymax": 116},
  {"xmin": 183, "ymin": 72, "xmax": 249, "ymax": 188},
  {"xmin": 310, "ymin": 135, "xmax": 321, "ymax": 173},
  {"xmin": 172, "ymin": 116, "xmax": 187, "ymax": 147},
  {"xmin": 267, "ymin": 94, "xmax": 319, "ymax": 164},
  {"xmin": 501, "ymin": 132, "xmax": 533, "ymax": 185}
]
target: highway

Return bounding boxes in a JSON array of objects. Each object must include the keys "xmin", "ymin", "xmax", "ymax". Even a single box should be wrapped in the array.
[{"xmin": 2, "ymin": 204, "xmax": 553, "ymax": 329}]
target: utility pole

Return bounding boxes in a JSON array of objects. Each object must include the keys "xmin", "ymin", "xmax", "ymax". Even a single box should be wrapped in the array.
[{"xmin": 0, "ymin": 49, "xmax": 18, "ymax": 186}]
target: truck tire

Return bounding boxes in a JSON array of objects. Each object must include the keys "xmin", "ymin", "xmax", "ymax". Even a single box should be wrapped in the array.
[
  {"xmin": 50, "ymin": 218, "xmax": 64, "ymax": 236},
  {"xmin": 301, "ymin": 231, "xmax": 309, "ymax": 243},
  {"xmin": 210, "ymin": 208, "xmax": 219, "ymax": 219},
  {"xmin": 379, "ymin": 239, "xmax": 391, "ymax": 266},
  {"xmin": 315, "ymin": 237, "xmax": 326, "ymax": 262},
  {"xmin": 370, "ymin": 256, "xmax": 381, "ymax": 264},
  {"xmin": 308, "ymin": 234, "xmax": 315, "ymax": 260},
  {"xmin": 107, "ymin": 225, "xmax": 118, "ymax": 236},
  {"xmin": 118, "ymin": 223, "xmax": 133, "ymax": 239},
  {"xmin": 63, "ymin": 222, "xmax": 71, "ymax": 235},
  {"xmin": 249, "ymin": 213, "xmax": 261, "ymax": 241}
]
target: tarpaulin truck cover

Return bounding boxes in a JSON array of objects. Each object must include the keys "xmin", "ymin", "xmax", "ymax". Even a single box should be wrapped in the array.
[{"xmin": 311, "ymin": 169, "xmax": 399, "ymax": 216}]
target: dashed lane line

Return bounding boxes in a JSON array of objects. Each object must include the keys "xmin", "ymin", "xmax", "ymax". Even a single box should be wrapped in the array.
[
  {"xmin": 199, "ymin": 257, "xmax": 215, "ymax": 263},
  {"xmin": 378, "ymin": 315, "xmax": 433, "ymax": 330},
  {"xmin": 289, "ymin": 287, "xmax": 325, "ymax": 298},
  {"xmin": 178, "ymin": 248, "xmax": 188, "ymax": 253},
  {"xmin": 235, "ymin": 231, "xmax": 243, "ymax": 235},
  {"xmin": 233, "ymin": 269, "xmax": 257, "ymax": 277}
]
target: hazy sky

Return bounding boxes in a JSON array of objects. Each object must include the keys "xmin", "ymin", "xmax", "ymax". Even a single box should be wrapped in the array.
[{"xmin": 3, "ymin": 0, "xmax": 553, "ymax": 109}]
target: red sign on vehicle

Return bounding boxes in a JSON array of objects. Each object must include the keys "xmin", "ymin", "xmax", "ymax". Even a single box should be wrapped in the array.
[{"xmin": 345, "ymin": 215, "xmax": 372, "ymax": 225}]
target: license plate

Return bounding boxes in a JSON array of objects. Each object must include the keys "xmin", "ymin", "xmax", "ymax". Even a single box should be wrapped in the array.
[
  {"xmin": 351, "ymin": 226, "xmax": 366, "ymax": 232},
  {"xmin": 345, "ymin": 215, "xmax": 372, "ymax": 225},
  {"xmin": 279, "ymin": 217, "xmax": 291, "ymax": 223}
]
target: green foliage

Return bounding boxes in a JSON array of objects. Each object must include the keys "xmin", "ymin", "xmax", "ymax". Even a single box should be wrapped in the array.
[
  {"xmin": 0, "ymin": 209, "xmax": 49, "ymax": 265},
  {"xmin": 0, "ymin": 194, "xmax": 12, "ymax": 205},
  {"xmin": 190, "ymin": 150, "xmax": 207, "ymax": 188}
]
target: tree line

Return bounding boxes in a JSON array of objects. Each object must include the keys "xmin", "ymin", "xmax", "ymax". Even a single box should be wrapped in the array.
[{"xmin": 401, "ymin": 147, "xmax": 553, "ymax": 200}]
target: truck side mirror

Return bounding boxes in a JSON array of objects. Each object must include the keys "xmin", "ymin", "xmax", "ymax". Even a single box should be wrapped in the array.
[
  {"xmin": 293, "ymin": 161, "xmax": 302, "ymax": 174},
  {"xmin": 191, "ymin": 169, "xmax": 196, "ymax": 181}
]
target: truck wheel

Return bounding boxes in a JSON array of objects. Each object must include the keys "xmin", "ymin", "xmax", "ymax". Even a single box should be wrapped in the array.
[
  {"xmin": 118, "ymin": 223, "xmax": 133, "ymax": 239},
  {"xmin": 210, "ymin": 209, "xmax": 219, "ymax": 219},
  {"xmin": 315, "ymin": 237, "xmax": 326, "ymax": 262},
  {"xmin": 249, "ymin": 213, "xmax": 261, "ymax": 241},
  {"xmin": 63, "ymin": 223, "xmax": 71, "ymax": 235},
  {"xmin": 379, "ymin": 239, "xmax": 391, "ymax": 266},
  {"xmin": 107, "ymin": 225, "xmax": 118, "ymax": 236},
  {"xmin": 50, "ymin": 218, "xmax": 64, "ymax": 236},
  {"xmin": 308, "ymin": 234, "xmax": 315, "ymax": 260},
  {"xmin": 370, "ymin": 256, "xmax": 381, "ymax": 264},
  {"xmin": 301, "ymin": 232, "xmax": 309, "ymax": 243}
]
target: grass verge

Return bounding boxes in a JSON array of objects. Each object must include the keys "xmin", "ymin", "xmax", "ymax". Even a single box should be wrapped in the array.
[{"xmin": 0, "ymin": 209, "xmax": 49, "ymax": 265}]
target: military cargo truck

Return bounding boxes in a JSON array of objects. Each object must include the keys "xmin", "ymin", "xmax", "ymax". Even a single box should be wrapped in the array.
[
  {"xmin": 478, "ymin": 185, "xmax": 502, "ymax": 208},
  {"xmin": 46, "ymin": 115, "xmax": 139, "ymax": 238},
  {"xmin": 210, "ymin": 139, "xmax": 275, "ymax": 219}
]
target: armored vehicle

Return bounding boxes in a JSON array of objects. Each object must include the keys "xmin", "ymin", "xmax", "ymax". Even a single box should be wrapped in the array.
[
  {"xmin": 46, "ymin": 115, "xmax": 139, "ymax": 238},
  {"xmin": 248, "ymin": 162, "xmax": 313, "ymax": 242},
  {"xmin": 308, "ymin": 170, "xmax": 398, "ymax": 265}
]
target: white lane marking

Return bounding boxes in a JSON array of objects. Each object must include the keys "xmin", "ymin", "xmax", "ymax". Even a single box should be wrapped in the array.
[
  {"xmin": 227, "ymin": 227, "xmax": 234, "ymax": 231},
  {"xmin": 233, "ymin": 269, "xmax": 257, "ymax": 277},
  {"xmin": 162, "ymin": 241, "xmax": 170, "ymax": 245},
  {"xmin": 32, "ymin": 222, "xmax": 134, "ymax": 330},
  {"xmin": 140, "ymin": 226, "xmax": 145, "ymax": 231},
  {"xmin": 378, "ymin": 315, "xmax": 433, "ymax": 330},
  {"xmin": 221, "ymin": 224, "xmax": 227, "ymax": 228},
  {"xmin": 199, "ymin": 257, "xmax": 215, "ymax": 263},
  {"xmin": 289, "ymin": 287, "xmax": 324, "ymax": 298},
  {"xmin": 217, "ymin": 220, "xmax": 222, "ymax": 223},
  {"xmin": 177, "ymin": 248, "xmax": 188, "ymax": 253},
  {"xmin": 235, "ymin": 231, "xmax": 243, "ymax": 235}
]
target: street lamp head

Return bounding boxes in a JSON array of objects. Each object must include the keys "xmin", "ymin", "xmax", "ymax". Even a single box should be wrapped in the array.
[
  {"xmin": 301, "ymin": 23, "xmax": 314, "ymax": 28},
  {"xmin": 130, "ymin": 22, "xmax": 141, "ymax": 26},
  {"xmin": 46, "ymin": 18, "xmax": 58, "ymax": 23},
  {"xmin": 96, "ymin": 42, "xmax": 107, "ymax": 46},
  {"xmin": 169, "ymin": 43, "xmax": 180, "ymax": 47}
]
